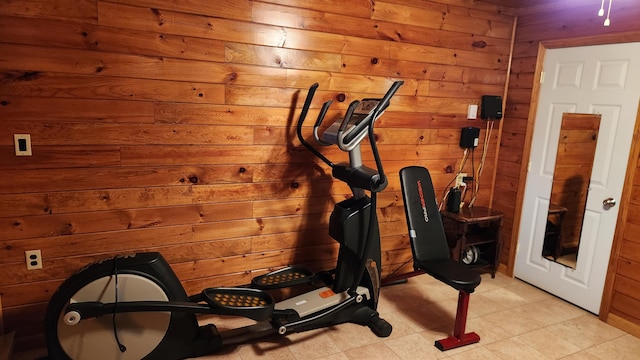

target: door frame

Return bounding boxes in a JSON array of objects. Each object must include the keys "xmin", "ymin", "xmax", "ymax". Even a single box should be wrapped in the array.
[
  {"xmin": 600, "ymin": 102, "xmax": 640, "ymax": 330},
  {"xmin": 507, "ymin": 34, "xmax": 640, "ymax": 322}
]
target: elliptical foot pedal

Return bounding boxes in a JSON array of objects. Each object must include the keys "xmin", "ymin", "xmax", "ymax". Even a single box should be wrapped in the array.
[
  {"xmin": 252, "ymin": 266, "xmax": 314, "ymax": 290},
  {"xmin": 203, "ymin": 287, "xmax": 274, "ymax": 321}
]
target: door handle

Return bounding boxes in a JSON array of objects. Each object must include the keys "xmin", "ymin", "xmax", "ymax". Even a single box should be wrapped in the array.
[{"xmin": 603, "ymin": 197, "xmax": 616, "ymax": 209}]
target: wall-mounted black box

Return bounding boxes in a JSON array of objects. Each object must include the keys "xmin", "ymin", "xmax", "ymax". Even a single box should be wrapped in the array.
[
  {"xmin": 481, "ymin": 95, "xmax": 503, "ymax": 120},
  {"xmin": 460, "ymin": 126, "xmax": 480, "ymax": 149}
]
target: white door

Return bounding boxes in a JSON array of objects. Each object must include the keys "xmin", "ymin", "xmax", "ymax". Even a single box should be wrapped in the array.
[{"xmin": 514, "ymin": 42, "xmax": 640, "ymax": 314}]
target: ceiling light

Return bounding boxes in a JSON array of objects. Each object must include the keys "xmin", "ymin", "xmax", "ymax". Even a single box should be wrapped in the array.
[{"xmin": 598, "ymin": 0, "xmax": 613, "ymax": 26}]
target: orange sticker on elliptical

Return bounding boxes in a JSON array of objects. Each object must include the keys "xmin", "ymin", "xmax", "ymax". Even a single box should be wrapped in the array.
[{"xmin": 319, "ymin": 289, "xmax": 335, "ymax": 298}]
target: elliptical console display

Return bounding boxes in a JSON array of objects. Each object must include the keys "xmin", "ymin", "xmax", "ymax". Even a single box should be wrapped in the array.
[{"xmin": 321, "ymin": 98, "xmax": 389, "ymax": 150}]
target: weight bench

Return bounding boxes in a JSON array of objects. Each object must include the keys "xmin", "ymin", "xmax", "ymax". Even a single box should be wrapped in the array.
[{"xmin": 385, "ymin": 166, "xmax": 482, "ymax": 350}]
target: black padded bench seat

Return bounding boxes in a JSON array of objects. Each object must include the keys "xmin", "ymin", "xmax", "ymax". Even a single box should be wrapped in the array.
[
  {"xmin": 416, "ymin": 259, "xmax": 481, "ymax": 294},
  {"xmin": 385, "ymin": 166, "xmax": 481, "ymax": 351}
]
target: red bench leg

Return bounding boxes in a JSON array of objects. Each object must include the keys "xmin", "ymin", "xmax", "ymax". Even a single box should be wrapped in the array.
[{"xmin": 434, "ymin": 290, "xmax": 480, "ymax": 351}]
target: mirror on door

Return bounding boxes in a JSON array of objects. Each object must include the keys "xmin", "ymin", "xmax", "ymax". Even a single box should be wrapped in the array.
[{"xmin": 542, "ymin": 113, "xmax": 601, "ymax": 269}]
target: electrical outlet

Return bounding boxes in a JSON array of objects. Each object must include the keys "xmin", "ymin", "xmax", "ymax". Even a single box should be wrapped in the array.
[
  {"xmin": 455, "ymin": 173, "xmax": 467, "ymax": 188},
  {"xmin": 14, "ymin": 134, "xmax": 32, "ymax": 156},
  {"xmin": 26, "ymin": 250, "xmax": 42, "ymax": 270}
]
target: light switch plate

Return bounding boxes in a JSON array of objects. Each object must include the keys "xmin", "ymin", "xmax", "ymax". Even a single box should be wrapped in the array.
[{"xmin": 467, "ymin": 104, "xmax": 478, "ymax": 120}]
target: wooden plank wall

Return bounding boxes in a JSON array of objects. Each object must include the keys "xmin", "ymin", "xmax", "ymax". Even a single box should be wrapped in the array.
[
  {"xmin": 0, "ymin": 0, "xmax": 515, "ymax": 349},
  {"xmin": 609, "ymin": 105, "xmax": 640, "ymax": 335},
  {"xmin": 494, "ymin": 0, "xmax": 640, "ymax": 333}
]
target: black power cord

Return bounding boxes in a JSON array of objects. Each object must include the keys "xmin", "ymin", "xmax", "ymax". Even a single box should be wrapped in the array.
[{"xmin": 112, "ymin": 256, "xmax": 127, "ymax": 353}]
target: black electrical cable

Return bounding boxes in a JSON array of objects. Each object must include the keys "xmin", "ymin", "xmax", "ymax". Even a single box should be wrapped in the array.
[
  {"xmin": 348, "ymin": 191, "xmax": 378, "ymax": 297},
  {"xmin": 439, "ymin": 150, "xmax": 469, "ymax": 210},
  {"xmin": 348, "ymin": 106, "xmax": 387, "ymax": 296},
  {"xmin": 383, "ymin": 257, "xmax": 414, "ymax": 280},
  {"xmin": 471, "ymin": 148, "xmax": 476, "ymax": 206},
  {"xmin": 112, "ymin": 257, "xmax": 127, "ymax": 353}
]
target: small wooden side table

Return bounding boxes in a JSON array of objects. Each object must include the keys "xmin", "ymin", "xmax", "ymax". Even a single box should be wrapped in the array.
[
  {"xmin": 542, "ymin": 204, "xmax": 568, "ymax": 260},
  {"xmin": 440, "ymin": 206, "xmax": 503, "ymax": 278}
]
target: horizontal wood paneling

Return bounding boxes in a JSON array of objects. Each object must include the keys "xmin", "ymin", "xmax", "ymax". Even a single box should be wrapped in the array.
[
  {"xmin": 0, "ymin": 0, "xmax": 511, "ymax": 349},
  {"xmin": 0, "ymin": 0, "xmax": 97, "ymax": 23}
]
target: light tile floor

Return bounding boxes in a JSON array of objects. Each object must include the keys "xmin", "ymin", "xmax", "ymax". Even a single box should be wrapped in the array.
[{"xmin": 13, "ymin": 272, "xmax": 640, "ymax": 359}]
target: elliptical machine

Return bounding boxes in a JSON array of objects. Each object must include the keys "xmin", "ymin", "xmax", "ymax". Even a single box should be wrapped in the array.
[{"xmin": 44, "ymin": 80, "xmax": 404, "ymax": 360}]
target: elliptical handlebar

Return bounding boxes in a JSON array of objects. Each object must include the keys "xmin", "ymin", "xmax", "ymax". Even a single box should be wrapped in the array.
[
  {"xmin": 296, "ymin": 83, "xmax": 334, "ymax": 168},
  {"xmin": 341, "ymin": 80, "xmax": 404, "ymax": 148},
  {"xmin": 339, "ymin": 101, "xmax": 361, "ymax": 133},
  {"xmin": 353, "ymin": 80, "xmax": 404, "ymax": 190},
  {"xmin": 296, "ymin": 81, "xmax": 404, "ymax": 192},
  {"xmin": 313, "ymin": 100, "xmax": 334, "ymax": 146}
]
